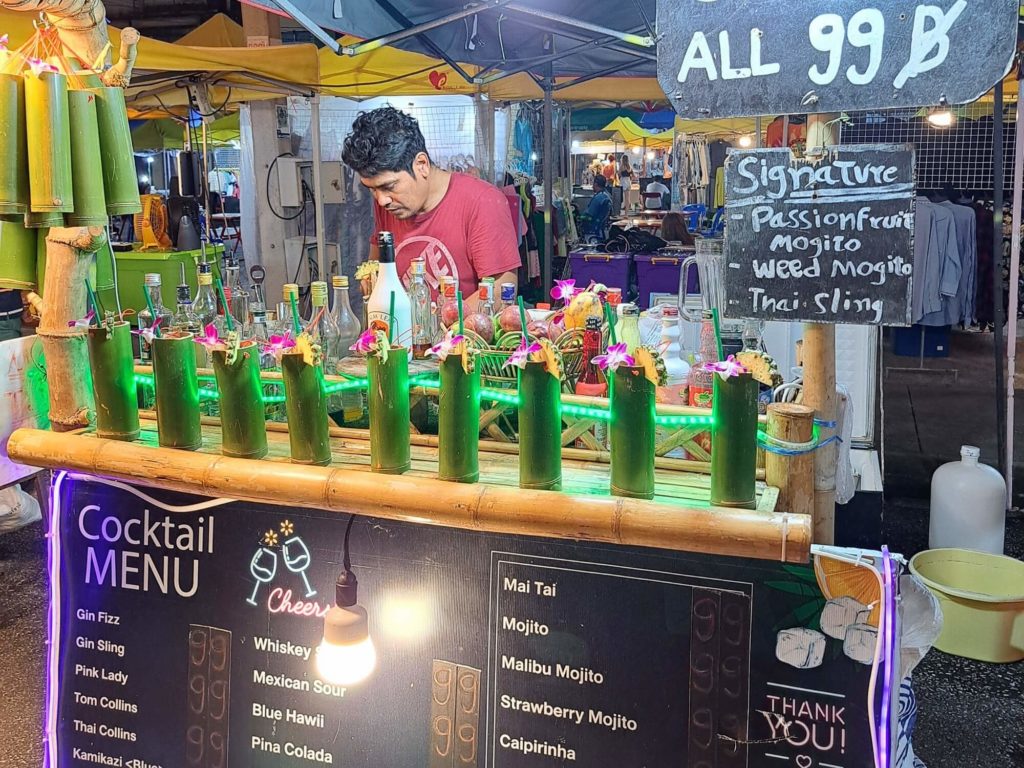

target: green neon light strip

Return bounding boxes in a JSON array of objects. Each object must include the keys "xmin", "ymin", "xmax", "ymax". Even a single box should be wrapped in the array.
[{"xmin": 132, "ymin": 373, "xmax": 715, "ymax": 427}]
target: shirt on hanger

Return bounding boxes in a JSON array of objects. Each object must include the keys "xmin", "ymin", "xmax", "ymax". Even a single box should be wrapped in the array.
[
  {"xmin": 937, "ymin": 200, "xmax": 978, "ymax": 326},
  {"xmin": 915, "ymin": 199, "xmax": 963, "ymax": 327}
]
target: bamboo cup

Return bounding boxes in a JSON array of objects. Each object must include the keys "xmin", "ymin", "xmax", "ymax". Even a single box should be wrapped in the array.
[
  {"xmin": 280, "ymin": 349, "xmax": 332, "ymax": 466},
  {"xmin": 87, "ymin": 322, "xmax": 139, "ymax": 441},
  {"xmin": 0, "ymin": 73, "xmax": 28, "ymax": 217},
  {"xmin": 151, "ymin": 332, "xmax": 202, "ymax": 450},
  {"xmin": 211, "ymin": 341, "xmax": 268, "ymax": 460},
  {"xmin": 91, "ymin": 86, "xmax": 141, "ymax": 215},
  {"xmin": 25, "ymin": 71, "xmax": 73, "ymax": 213},
  {"xmin": 610, "ymin": 366, "xmax": 656, "ymax": 500},
  {"xmin": 438, "ymin": 355, "xmax": 480, "ymax": 483},
  {"xmin": 34, "ymin": 226, "xmax": 47, "ymax": 294},
  {"xmin": 66, "ymin": 90, "xmax": 108, "ymax": 227},
  {"xmin": 24, "ymin": 210, "xmax": 64, "ymax": 229},
  {"xmin": 518, "ymin": 361, "xmax": 562, "ymax": 491},
  {"xmin": 0, "ymin": 218, "xmax": 37, "ymax": 290},
  {"xmin": 710, "ymin": 372, "xmax": 759, "ymax": 508},
  {"xmin": 367, "ymin": 348, "xmax": 411, "ymax": 474}
]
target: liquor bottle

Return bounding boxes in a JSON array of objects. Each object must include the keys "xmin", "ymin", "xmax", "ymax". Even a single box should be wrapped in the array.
[
  {"xmin": 686, "ymin": 310, "xmax": 719, "ymax": 458},
  {"xmin": 409, "ymin": 259, "xmax": 434, "ymax": 359},
  {"xmin": 137, "ymin": 273, "xmax": 172, "ymax": 363},
  {"xmin": 656, "ymin": 306, "xmax": 689, "ymax": 407},
  {"xmin": 171, "ymin": 282, "xmax": 201, "ymax": 335},
  {"xmin": 477, "ymin": 280, "xmax": 495, "ymax": 317},
  {"xmin": 282, "ymin": 283, "xmax": 304, "ymax": 332},
  {"xmin": 618, "ymin": 302, "xmax": 641, "ymax": 355},
  {"xmin": 223, "ymin": 262, "xmax": 250, "ymax": 330},
  {"xmin": 498, "ymin": 281, "xmax": 517, "ymax": 311},
  {"xmin": 309, "ymin": 281, "xmax": 330, "ymax": 341},
  {"xmin": 366, "ymin": 231, "xmax": 412, "ymax": 353},
  {"xmin": 575, "ymin": 316, "xmax": 608, "ymax": 448},
  {"xmin": 329, "ymin": 275, "xmax": 364, "ymax": 424},
  {"xmin": 192, "ymin": 263, "xmax": 218, "ymax": 329}
]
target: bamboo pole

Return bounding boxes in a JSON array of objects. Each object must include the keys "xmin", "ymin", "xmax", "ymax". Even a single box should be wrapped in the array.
[
  {"xmin": 801, "ymin": 323, "xmax": 837, "ymax": 544},
  {"xmin": 765, "ymin": 403, "xmax": 815, "ymax": 517},
  {"xmin": 8, "ymin": 428, "xmax": 810, "ymax": 562}
]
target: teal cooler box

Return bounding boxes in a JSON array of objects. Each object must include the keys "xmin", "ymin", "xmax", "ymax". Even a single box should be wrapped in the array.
[{"xmin": 568, "ymin": 250, "xmax": 632, "ymax": 294}]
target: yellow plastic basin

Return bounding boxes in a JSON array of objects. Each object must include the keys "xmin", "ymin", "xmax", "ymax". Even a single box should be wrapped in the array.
[{"xmin": 909, "ymin": 548, "xmax": 1024, "ymax": 663}]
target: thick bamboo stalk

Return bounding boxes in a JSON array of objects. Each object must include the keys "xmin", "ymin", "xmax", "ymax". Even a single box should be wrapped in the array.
[
  {"xmin": 367, "ymin": 349, "xmax": 411, "ymax": 474},
  {"xmin": 25, "ymin": 71, "xmax": 73, "ymax": 213},
  {"xmin": 211, "ymin": 342, "xmax": 267, "ymax": 459},
  {"xmin": 87, "ymin": 321, "xmax": 138, "ymax": 441},
  {"xmin": 710, "ymin": 373, "xmax": 759, "ymax": 509},
  {"xmin": 802, "ymin": 323, "xmax": 837, "ymax": 544},
  {"xmin": 0, "ymin": 218, "xmax": 37, "ymax": 290},
  {"xmin": 280, "ymin": 349, "xmax": 331, "ymax": 466},
  {"xmin": 610, "ymin": 366, "xmax": 655, "ymax": 500},
  {"xmin": 37, "ymin": 226, "xmax": 105, "ymax": 431},
  {"xmin": 518, "ymin": 362, "xmax": 561, "ymax": 490},
  {"xmin": 438, "ymin": 356, "xmax": 480, "ymax": 483},
  {"xmin": 765, "ymin": 403, "xmax": 815, "ymax": 517},
  {"xmin": 0, "ymin": 73, "xmax": 28, "ymax": 216},
  {"xmin": 66, "ymin": 90, "xmax": 108, "ymax": 227},
  {"xmin": 151, "ymin": 332, "xmax": 202, "ymax": 450},
  {"xmin": 8, "ymin": 428, "xmax": 811, "ymax": 563}
]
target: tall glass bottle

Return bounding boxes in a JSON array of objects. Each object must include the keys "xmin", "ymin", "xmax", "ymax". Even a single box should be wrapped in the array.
[
  {"xmin": 477, "ymin": 279, "xmax": 495, "ymax": 316},
  {"xmin": 171, "ymin": 282, "xmax": 201, "ymax": 335},
  {"xmin": 309, "ymin": 281, "xmax": 330, "ymax": 343},
  {"xmin": 329, "ymin": 275, "xmax": 363, "ymax": 424},
  {"xmin": 618, "ymin": 303, "xmax": 641, "ymax": 355},
  {"xmin": 686, "ymin": 310, "xmax": 719, "ymax": 459},
  {"xmin": 575, "ymin": 316, "xmax": 608, "ymax": 447},
  {"xmin": 366, "ymin": 231, "xmax": 412, "ymax": 352},
  {"xmin": 137, "ymin": 273, "xmax": 172, "ymax": 363},
  {"xmin": 193, "ymin": 264, "xmax": 218, "ymax": 330},
  {"xmin": 408, "ymin": 259, "xmax": 434, "ymax": 359}
]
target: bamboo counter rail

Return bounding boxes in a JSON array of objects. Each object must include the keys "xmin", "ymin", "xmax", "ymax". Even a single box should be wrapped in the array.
[{"xmin": 9, "ymin": 423, "xmax": 811, "ymax": 563}]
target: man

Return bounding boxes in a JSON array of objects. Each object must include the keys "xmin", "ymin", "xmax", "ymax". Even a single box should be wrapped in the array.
[
  {"xmin": 644, "ymin": 178, "xmax": 671, "ymax": 210},
  {"xmin": 342, "ymin": 106, "xmax": 520, "ymax": 301},
  {"xmin": 581, "ymin": 175, "xmax": 612, "ymax": 241}
]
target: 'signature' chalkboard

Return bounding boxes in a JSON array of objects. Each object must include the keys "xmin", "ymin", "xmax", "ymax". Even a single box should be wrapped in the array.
[
  {"xmin": 49, "ymin": 473, "xmax": 897, "ymax": 768},
  {"xmin": 656, "ymin": 0, "xmax": 1018, "ymax": 119},
  {"xmin": 724, "ymin": 145, "xmax": 915, "ymax": 326}
]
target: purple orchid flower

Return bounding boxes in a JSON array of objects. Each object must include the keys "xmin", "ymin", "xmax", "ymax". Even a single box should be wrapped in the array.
[
  {"xmin": 27, "ymin": 57, "xmax": 57, "ymax": 77},
  {"xmin": 131, "ymin": 317, "xmax": 163, "ymax": 345},
  {"xmin": 427, "ymin": 332, "xmax": 465, "ymax": 361},
  {"xmin": 550, "ymin": 278, "xmax": 578, "ymax": 304},
  {"xmin": 67, "ymin": 309, "xmax": 96, "ymax": 329},
  {"xmin": 0, "ymin": 35, "xmax": 9, "ymax": 51},
  {"xmin": 194, "ymin": 323, "xmax": 222, "ymax": 348},
  {"xmin": 704, "ymin": 355, "xmax": 748, "ymax": 380},
  {"xmin": 503, "ymin": 341, "xmax": 543, "ymax": 370},
  {"xmin": 592, "ymin": 342, "xmax": 634, "ymax": 372},
  {"xmin": 349, "ymin": 329, "xmax": 378, "ymax": 356},
  {"xmin": 264, "ymin": 332, "xmax": 296, "ymax": 358}
]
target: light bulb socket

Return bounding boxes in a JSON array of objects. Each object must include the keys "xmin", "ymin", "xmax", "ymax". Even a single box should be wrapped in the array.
[
  {"xmin": 323, "ymin": 603, "xmax": 370, "ymax": 645},
  {"xmin": 335, "ymin": 568, "xmax": 358, "ymax": 608}
]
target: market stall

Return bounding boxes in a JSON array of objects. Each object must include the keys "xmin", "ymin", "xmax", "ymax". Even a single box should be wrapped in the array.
[{"xmin": 3, "ymin": 1, "xmax": 1021, "ymax": 767}]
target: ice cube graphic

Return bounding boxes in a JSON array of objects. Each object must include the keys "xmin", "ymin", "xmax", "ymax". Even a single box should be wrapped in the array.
[
  {"xmin": 820, "ymin": 596, "xmax": 872, "ymax": 640},
  {"xmin": 843, "ymin": 623, "xmax": 878, "ymax": 665},
  {"xmin": 776, "ymin": 627, "xmax": 826, "ymax": 669}
]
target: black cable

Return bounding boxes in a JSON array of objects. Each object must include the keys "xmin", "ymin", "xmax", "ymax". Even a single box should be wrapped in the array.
[
  {"xmin": 342, "ymin": 514, "xmax": 355, "ymax": 572},
  {"xmin": 267, "ymin": 153, "xmax": 308, "ymax": 221}
]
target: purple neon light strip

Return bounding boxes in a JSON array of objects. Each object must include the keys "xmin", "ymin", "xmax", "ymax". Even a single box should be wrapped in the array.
[
  {"xmin": 878, "ymin": 546, "xmax": 897, "ymax": 768},
  {"xmin": 44, "ymin": 470, "xmax": 68, "ymax": 768}
]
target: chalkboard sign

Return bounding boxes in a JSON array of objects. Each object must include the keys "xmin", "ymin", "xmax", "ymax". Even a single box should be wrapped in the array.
[
  {"xmin": 724, "ymin": 145, "xmax": 915, "ymax": 326},
  {"xmin": 48, "ymin": 473, "xmax": 898, "ymax": 768},
  {"xmin": 656, "ymin": 0, "xmax": 1018, "ymax": 119}
]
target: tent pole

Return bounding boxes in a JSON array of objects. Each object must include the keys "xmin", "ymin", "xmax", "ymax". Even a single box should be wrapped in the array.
[
  {"xmin": 993, "ymin": 82, "xmax": 1007, "ymax": 490},
  {"xmin": 543, "ymin": 64, "xmax": 554, "ymax": 296},
  {"xmin": 202, "ymin": 119, "xmax": 211, "ymax": 242},
  {"xmin": 310, "ymin": 94, "xmax": 328, "ymax": 283},
  {"xmin": 1007, "ymin": 81, "xmax": 1023, "ymax": 506}
]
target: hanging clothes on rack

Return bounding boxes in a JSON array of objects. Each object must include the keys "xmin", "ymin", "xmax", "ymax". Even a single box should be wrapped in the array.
[
  {"xmin": 974, "ymin": 203, "xmax": 996, "ymax": 329},
  {"xmin": 707, "ymin": 139, "xmax": 733, "ymax": 210},
  {"xmin": 937, "ymin": 199, "xmax": 978, "ymax": 327},
  {"xmin": 913, "ymin": 197, "xmax": 962, "ymax": 326}
]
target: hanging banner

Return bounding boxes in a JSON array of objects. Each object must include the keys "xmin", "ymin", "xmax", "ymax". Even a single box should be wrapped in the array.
[
  {"xmin": 656, "ymin": 0, "xmax": 1019, "ymax": 119},
  {"xmin": 724, "ymin": 144, "xmax": 915, "ymax": 325},
  {"xmin": 47, "ymin": 473, "xmax": 900, "ymax": 768}
]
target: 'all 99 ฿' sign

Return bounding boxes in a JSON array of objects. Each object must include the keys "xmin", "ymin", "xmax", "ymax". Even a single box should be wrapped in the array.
[{"xmin": 656, "ymin": 0, "xmax": 1019, "ymax": 119}]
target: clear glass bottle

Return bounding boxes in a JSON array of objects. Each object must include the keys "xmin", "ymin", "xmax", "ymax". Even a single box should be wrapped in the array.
[
  {"xmin": 223, "ymin": 263, "xmax": 250, "ymax": 330},
  {"xmin": 575, "ymin": 316, "xmax": 608, "ymax": 448},
  {"xmin": 618, "ymin": 302, "xmax": 641, "ymax": 355},
  {"xmin": 329, "ymin": 275, "xmax": 364, "ymax": 425},
  {"xmin": 687, "ymin": 310, "xmax": 719, "ymax": 410},
  {"xmin": 171, "ymin": 283, "xmax": 201, "ymax": 335},
  {"xmin": 656, "ymin": 306, "xmax": 689, "ymax": 407},
  {"xmin": 408, "ymin": 259, "xmax": 434, "ymax": 359},
  {"xmin": 282, "ymin": 283, "xmax": 304, "ymax": 333},
  {"xmin": 137, "ymin": 273, "xmax": 172, "ymax": 363},
  {"xmin": 477, "ymin": 280, "xmax": 495, "ymax": 317},
  {"xmin": 193, "ymin": 264, "xmax": 218, "ymax": 330},
  {"xmin": 309, "ymin": 281, "xmax": 330, "ymax": 342}
]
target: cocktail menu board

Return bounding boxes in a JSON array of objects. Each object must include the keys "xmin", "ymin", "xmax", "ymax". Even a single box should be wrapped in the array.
[{"xmin": 49, "ymin": 473, "xmax": 896, "ymax": 768}]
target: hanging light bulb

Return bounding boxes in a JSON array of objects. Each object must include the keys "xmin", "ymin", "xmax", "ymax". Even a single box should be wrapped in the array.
[
  {"xmin": 631, "ymin": 146, "xmax": 641, "ymax": 155},
  {"xmin": 927, "ymin": 109, "xmax": 955, "ymax": 128},
  {"xmin": 738, "ymin": 134, "xmax": 753, "ymax": 148},
  {"xmin": 646, "ymin": 150, "xmax": 655, "ymax": 160},
  {"xmin": 316, "ymin": 517, "xmax": 376, "ymax": 685}
]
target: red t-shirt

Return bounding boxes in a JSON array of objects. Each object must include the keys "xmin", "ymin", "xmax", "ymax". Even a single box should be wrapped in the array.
[{"xmin": 373, "ymin": 173, "xmax": 522, "ymax": 298}]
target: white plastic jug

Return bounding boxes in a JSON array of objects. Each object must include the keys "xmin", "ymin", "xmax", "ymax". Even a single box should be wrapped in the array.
[{"xmin": 929, "ymin": 445, "xmax": 1006, "ymax": 554}]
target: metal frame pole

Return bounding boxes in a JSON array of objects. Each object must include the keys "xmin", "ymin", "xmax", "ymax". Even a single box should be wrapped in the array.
[
  {"xmin": 993, "ymin": 82, "xmax": 1007, "ymax": 489},
  {"xmin": 1007, "ymin": 82, "xmax": 1024, "ymax": 504},
  {"xmin": 505, "ymin": 2, "xmax": 654, "ymax": 47},
  {"xmin": 543, "ymin": 63, "xmax": 554, "ymax": 296},
  {"xmin": 343, "ymin": 0, "xmax": 512, "ymax": 56},
  {"xmin": 310, "ymin": 95, "xmax": 327, "ymax": 282}
]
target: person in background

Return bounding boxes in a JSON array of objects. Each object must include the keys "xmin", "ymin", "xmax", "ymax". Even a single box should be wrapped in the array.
[
  {"xmin": 342, "ymin": 106, "xmax": 521, "ymax": 303},
  {"xmin": 644, "ymin": 177, "xmax": 671, "ymax": 210},
  {"xmin": 580, "ymin": 175, "xmax": 612, "ymax": 241},
  {"xmin": 660, "ymin": 211, "xmax": 695, "ymax": 246},
  {"xmin": 0, "ymin": 290, "xmax": 23, "ymax": 342},
  {"xmin": 618, "ymin": 154, "xmax": 634, "ymax": 190},
  {"xmin": 601, "ymin": 154, "xmax": 617, "ymax": 185}
]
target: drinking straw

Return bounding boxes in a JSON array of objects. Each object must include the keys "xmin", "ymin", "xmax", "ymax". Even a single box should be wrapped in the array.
[
  {"xmin": 308, "ymin": 306, "xmax": 326, "ymax": 336},
  {"xmin": 143, "ymin": 288, "xmax": 162, "ymax": 338},
  {"xmin": 518, "ymin": 296, "xmax": 529, "ymax": 343},
  {"xmin": 604, "ymin": 300, "xmax": 617, "ymax": 345},
  {"xmin": 289, "ymin": 292, "xmax": 301, "ymax": 336},
  {"xmin": 85, "ymin": 278, "xmax": 102, "ymax": 324},
  {"xmin": 457, "ymin": 290, "xmax": 464, "ymax": 336},
  {"xmin": 711, "ymin": 307, "xmax": 725, "ymax": 360},
  {"xmin": 214, "ymin": 277, "xmax": 234, "ymax": 332},
  {"xmin": 388, "ymin": 291, "xmax": 396, "ymax": 344}
]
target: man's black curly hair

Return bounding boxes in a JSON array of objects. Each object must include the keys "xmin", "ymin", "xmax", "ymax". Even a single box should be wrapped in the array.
[{"xmin": 341, "ymin": 106, "xmax": 429, "ymax": 177}]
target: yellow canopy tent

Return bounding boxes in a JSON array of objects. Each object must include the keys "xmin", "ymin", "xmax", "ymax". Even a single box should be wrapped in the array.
[
  {"xmin": 175, "ymin": 14, "xmax": 247, "ymax": 48},
  {"xmin": 601, "ymin": 117, "xmax": 674, "ymax": 148},
  {"xmin": 131, "ymin": 111, "xmax": 241, "ymax": 150},
  {"xmin": 0, "ymin": 9, "xmax": 319, "ymax": 117}
]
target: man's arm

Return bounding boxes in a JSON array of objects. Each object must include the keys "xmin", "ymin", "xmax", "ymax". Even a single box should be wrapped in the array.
[{"xmin": 465, "ymin": 184, "xmax": 522, "ymax": 311}]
